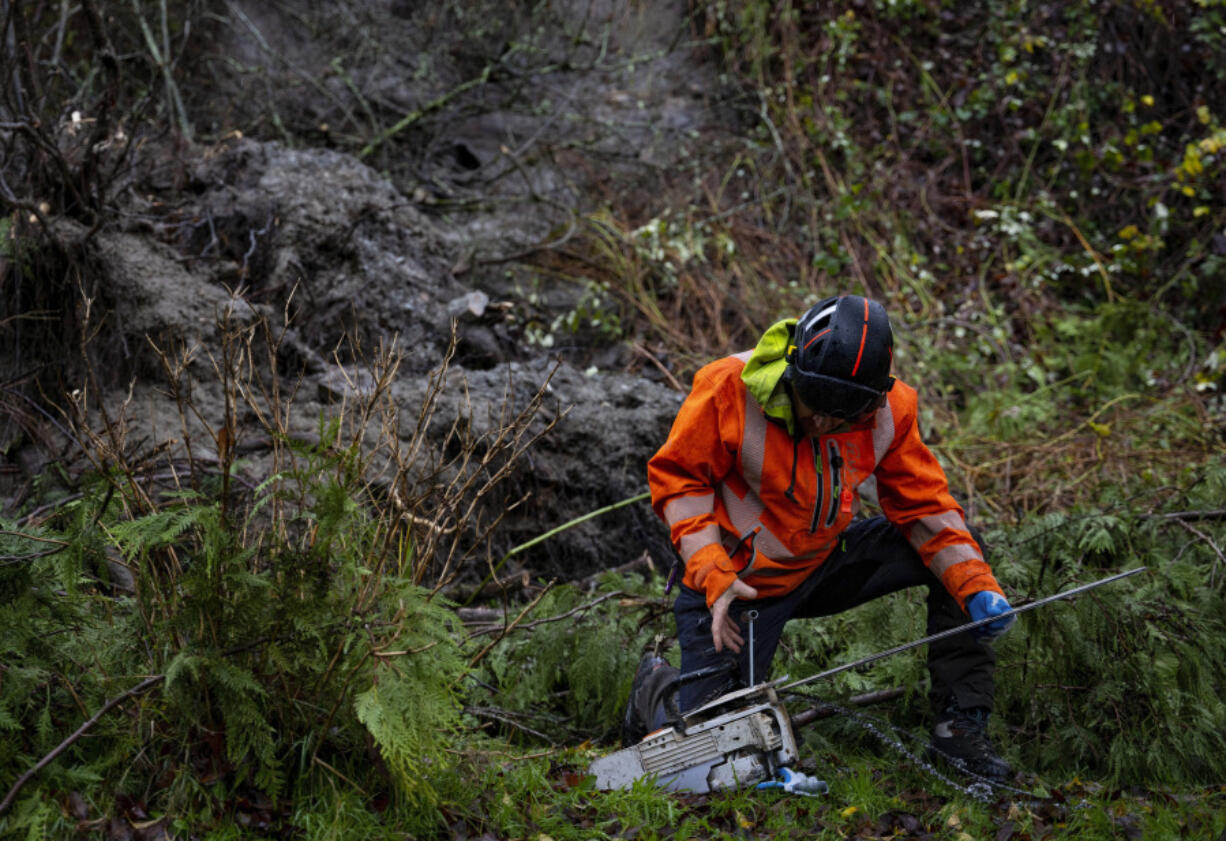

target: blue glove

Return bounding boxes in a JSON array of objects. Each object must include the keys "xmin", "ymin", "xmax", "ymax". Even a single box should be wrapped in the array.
[
  {"xmin": 756, "ymin": 766, "xmax": 828, "ymax": 796},
  {"xmin": 966, "ymin": 591, "xmax": 1016, "ymax": 641}
]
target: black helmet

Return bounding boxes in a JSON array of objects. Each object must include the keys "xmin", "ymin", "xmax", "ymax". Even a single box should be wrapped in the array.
[{"xmin": 784, "ymin": 294, "xmax": 894, "ymax": 419}]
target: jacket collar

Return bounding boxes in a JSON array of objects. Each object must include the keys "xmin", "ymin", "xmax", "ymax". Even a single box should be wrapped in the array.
[{"xmin": 740, "ymin": 318, "xmax": 798, "ymax": 437}]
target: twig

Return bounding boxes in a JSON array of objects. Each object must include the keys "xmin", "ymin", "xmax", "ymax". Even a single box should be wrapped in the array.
[
  {"xmin": 576, "ymin": 550, "xmax": 654, "ymax": 591},
  {"xmin": 0, "ymin": 528, "xmax": 71, "ymax": 565},
  {"xmin": 464, "ymin": 705, "xmax": 555, "ymax": 744},
  {"xmin": 129, "ymin": 0, "xmax": 191, "ymax": 140},
  {"xmin": 358, "ymin": 64, "xmax": 495, "ymax": 160},
  {"xmin": 463, "ymin": 590, "xmax": 627, "ymax": 638},
  {"xmin": 0, "ymin": 547, "xmax": 66, "ymax": 565},
  {"xmin": 1061, "ymin": 214, "xmax": 1115, "ymax": 303},
  {"xmin": 1170, "ymin": 517, "xmax": 1226, "ymax": 588},
  {"xmin": 443, "ymin": 745, "xmax": 559, "ymax": 762},
  {"xmin": 461, "ymin": 490, "xmax": 651, "ymax": 607},
  {"xmin": 0, "ymin": 674, "xmax": 164, "ymax": 815},
  {"xmin": 470, "ymin": 214, "xmax": 581, "ymax": 271},
  {"xmin": 788, "ymin": 686, "xmax": 907, "ymax": 727},
  {"xmin": 0, "ymin": 529, "xmax": 70, "ymax": 547},
  {"xmin": 16, "ymin": 493, "xmax": 85, "ymax": 528},
  {"xmin": 631, "ymin": 343, "xmax": 685, "ymax": 392},
  {"xmin": 312, "ymin": 754, "xmax": 364, "ymax": 792},
  {"xmin": 372, "ymin": 640, "xmax": 440, "ymax": 657},
  {"xmin": 466, "ymin": 581, "xmax": 555, "ymax": 669},
  {"xmin": 1143, "ymin": 509, "xmax": 1226, "ymax": 522}
]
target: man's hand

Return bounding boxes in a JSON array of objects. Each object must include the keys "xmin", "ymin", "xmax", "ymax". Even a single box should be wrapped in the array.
[
  {"xmin": 966, "ymin": 590, "xmax": 1016, "ymax": 641},
  {"xmin": 710, "ymin": 579, "xmax": 760, "ymax": 653}
]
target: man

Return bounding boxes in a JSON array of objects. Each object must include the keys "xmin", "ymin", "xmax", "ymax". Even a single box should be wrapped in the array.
[{"xmin": 625, "ymin": 294, "xmax": 1016, "ymax": 781}]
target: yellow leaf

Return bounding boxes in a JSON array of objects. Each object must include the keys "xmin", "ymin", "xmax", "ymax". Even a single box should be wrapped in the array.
[
  {"xmin": 736, "ymin": 810, "xmax": 754, "ymax": 830},
  {"xmin": 1197, "ymin": 105, "xmax": 1211, "ymax": 125},
  {"xmin": 840, "ymin": 806, "xmax": 859, "ymax": 819},
  {"xmin": 1118, "ymin": 225, "xmax": 1140, "ymax": 240},
  {"xmin": 1087, "ymin": 420, "xmax": 1110, "ymax": 438},
  {"xmin": 1141, "ymin": 94, "xmax": 1155, "ymax": 107},
  {"xmin": 1182, "ymin": 185, "xmax": 1196, "ymax": 197},
  {"xmin": 538, "ymin": 835, "xmax": 556, "ymax": 841},
  {"xmin": 957, "ymin": 834, "xmax": 975, "ymax": 841},
  {"xmin": 1195, "ymin": 206, "xmax": 1210, "ymax": 217},
  {"xmin": 947, "ymin": 812, "xmax": 962, "ymax": 828}
]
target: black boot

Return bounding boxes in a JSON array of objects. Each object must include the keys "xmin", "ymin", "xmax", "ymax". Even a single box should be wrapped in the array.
[
  {"xmin": 927, "ymin": 705, "xmax": 1013, "ymax": 783},
  {"xmin": 620, "ymin": 654, "xmax": 680, "ymax": 747}
]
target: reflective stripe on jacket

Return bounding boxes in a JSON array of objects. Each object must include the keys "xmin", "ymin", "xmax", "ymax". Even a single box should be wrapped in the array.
[{"xmin": 647, "ymin": 353, "xmax": 1003, "ymax": 610}]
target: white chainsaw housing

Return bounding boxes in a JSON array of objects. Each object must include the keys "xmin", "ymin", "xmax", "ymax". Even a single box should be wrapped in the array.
[{"xmin": 589, "ymin": 682, "xmax": 799, "ymax": 794}]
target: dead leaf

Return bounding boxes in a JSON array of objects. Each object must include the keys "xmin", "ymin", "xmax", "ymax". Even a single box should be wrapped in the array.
[
  {"xmin": 1111, "ymin": 813, "xmax": 1144, "ymax": 841},
  {"xmin": 560, "ymin": 770, "xmax": 587, "ymax": 789},
  {"xmin": 106, "ymin": 817, "xmax": 133, "ymax": 841},
  {"xmin": 875, "ymin": 810, "xmax": 921, "ymax": 834},
  {"xmin": 133, "ymin": 818, "xmax": 168, "ymax": 841}
]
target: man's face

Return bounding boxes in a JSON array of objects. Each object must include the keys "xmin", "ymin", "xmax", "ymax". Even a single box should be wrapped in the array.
[
  {"xmin": 793, "ymin": 398, "xmax": 847, "ymax": 438},
  {"xmin": 792, "ymin": 391, "xmax": 887, "ymax": 438}
]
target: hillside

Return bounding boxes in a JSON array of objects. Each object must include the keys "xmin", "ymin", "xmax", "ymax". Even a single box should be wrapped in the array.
[{"xmin": 2, "ymin": 1, "xmax": 1224, "ymax": 838}]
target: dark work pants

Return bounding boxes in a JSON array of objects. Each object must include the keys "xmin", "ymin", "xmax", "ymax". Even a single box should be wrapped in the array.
[{"xmin": 672, "ymin": 515, "xmax": 996, "ymax": 718}]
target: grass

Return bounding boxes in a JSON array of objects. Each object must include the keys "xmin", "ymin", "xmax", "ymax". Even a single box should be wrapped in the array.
[{"xmin": 411, "ymin": 744, "xmax": 1226, "ymax": 841}]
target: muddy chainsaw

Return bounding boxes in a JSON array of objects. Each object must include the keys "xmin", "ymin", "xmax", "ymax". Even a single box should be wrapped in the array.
[{"xmin": 588, "ymin": 567, "xmax": 1145, "ymax": 794}]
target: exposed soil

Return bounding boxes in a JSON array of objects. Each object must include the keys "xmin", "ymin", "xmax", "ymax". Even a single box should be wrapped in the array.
[{"xmin": 1, "ymin": 0, "xmax": 738, "ymax": 588}]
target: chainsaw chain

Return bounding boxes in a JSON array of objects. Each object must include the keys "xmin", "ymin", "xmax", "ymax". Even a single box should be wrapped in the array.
[{"xmin": 785, "ymin": 692, "xmax": 1044, "ymax": 802}]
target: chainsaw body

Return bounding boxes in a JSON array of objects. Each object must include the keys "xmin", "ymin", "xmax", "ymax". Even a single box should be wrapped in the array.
[{"xmin": 588, "ymin": 681, "xmax": 798, "ymax": 794}]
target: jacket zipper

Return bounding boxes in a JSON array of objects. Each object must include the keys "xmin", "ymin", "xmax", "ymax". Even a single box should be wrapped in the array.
[
  {"xmin": 825, "ymin": 441, "xmax": 843, "ymax": 527},
  {"xmin": 808, "ymin": 438, "xmax": 824, "ymax": 533}
]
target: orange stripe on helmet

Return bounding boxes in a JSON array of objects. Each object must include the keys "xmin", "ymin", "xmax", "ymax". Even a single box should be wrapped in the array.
[
  {"xmin": 850, "ymin": 298, "xmax": 869, "ymax": 376},
  {"xmin": 803, "ymin": 327, "xmax": 831, "ymax": 350}
]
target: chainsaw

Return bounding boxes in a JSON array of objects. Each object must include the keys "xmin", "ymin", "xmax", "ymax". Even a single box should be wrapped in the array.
[{"xmin": 589, "ymin": 567, "xmax": 1145, "ymax": 794}]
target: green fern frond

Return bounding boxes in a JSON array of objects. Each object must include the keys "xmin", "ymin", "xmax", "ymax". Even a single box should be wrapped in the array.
[
  {"xmin": 353, "ymin": 584, "xmax": 467, "ymax": 807},
  {"xmin": 108, "ymin": 496, "xmax": 214, "ymax": 560}
]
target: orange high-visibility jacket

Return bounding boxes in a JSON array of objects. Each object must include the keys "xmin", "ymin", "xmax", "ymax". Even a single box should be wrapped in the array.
[{"xmin": 647, "ymin": 352, "xmax": 1003, "ymax": 610}]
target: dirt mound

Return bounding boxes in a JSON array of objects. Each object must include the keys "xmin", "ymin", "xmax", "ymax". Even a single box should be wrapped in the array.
[{"xmin": 1, "ymin": 0, "xmax": 730, "ymax": 584}]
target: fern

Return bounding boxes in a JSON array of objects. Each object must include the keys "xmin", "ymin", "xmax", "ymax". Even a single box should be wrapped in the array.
[
  {"xmin": 476, "ymin": 578, "xmax": 665, "ymax": 740},
  {"xmin": 353, "ymin": 584, "xmax": 467, "ymax": 807},
  {"xmin": 107, "ymin": 492, "xmax": 212, "ymax": 560},
  {"xmin": 5, "ymin": 793, "xmax": 60, "ymax": 841},
  {"xmin": 993, "ymin": 521, "xmax": 1226, "ymax": 783}
]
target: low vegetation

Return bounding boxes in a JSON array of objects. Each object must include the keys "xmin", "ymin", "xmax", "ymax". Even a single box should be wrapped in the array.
[{"xmin": 2, "ymin": 0, "xmax": 1224, "ymax": 839}]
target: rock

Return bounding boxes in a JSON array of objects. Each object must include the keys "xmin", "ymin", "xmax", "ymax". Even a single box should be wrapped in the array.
[
  {"xmin": 318, "ymin": 364, "xmax": 379, "ymax": 402},
  {"xmin": 447, "ymin": 291, "xmax": 490, "ymax": 319},
  {"xmin": 403, "ymin": 359, "xmax": 683, "ymax": 585}
]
